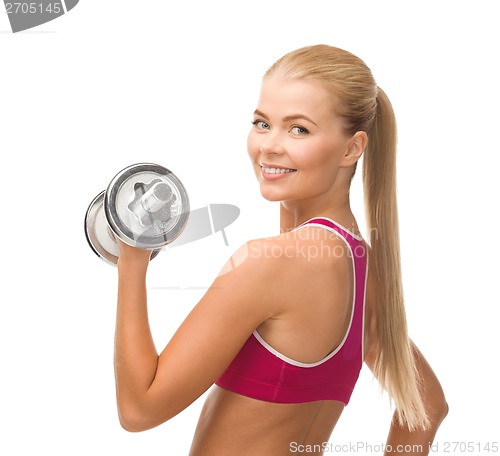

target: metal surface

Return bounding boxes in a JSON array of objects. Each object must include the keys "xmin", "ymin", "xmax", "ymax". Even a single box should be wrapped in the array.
[
  {"xmin": 84, "ymin": 163, "xmax": 189, "ymax": 266},
  {"xmin": 84, "ymin": 190, "xmax": 161, "ymax": 266},
  {"xmin": 84, "ymin": 191, "xmax": 121, "ymax": 265},
  {"xmin": 104, "ymin": 163, "xmax": 190, "ymax": 249}
]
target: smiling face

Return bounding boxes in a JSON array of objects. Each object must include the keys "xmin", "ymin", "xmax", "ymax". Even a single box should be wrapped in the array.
[{"xmin": 247, "ymin": 76, "xmax": 360, "ymax": 206}]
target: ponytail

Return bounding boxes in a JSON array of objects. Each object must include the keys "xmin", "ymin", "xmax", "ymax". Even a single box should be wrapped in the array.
[{"xmin": 362, "ymin": 87, "xmax": 430, "ymax": 431}]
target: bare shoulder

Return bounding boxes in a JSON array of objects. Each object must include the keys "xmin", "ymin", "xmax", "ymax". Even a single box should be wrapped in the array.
[
  {"xmin": 212, "ymin": 236, "xmax": 300, "ymax": 316},
  {"xmin": 278, "ymin": 225, "xmax": 353, "ymax": 268},
  {"xmin": 220, "ymin": 227, "xmax": 350, "ymax": 272},
  {"xmin": 214, "ymin": 228, "xmax": 353, "ymax": 317},
  {"xmin": 215, "ymin": 236, "xmax": 291, "ymax": 279}
]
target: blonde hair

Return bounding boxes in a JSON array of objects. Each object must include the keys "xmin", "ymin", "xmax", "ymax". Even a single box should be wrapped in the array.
[{"xmin": 266, "ymin": 44, "xmax": 430, "ymax": 431}]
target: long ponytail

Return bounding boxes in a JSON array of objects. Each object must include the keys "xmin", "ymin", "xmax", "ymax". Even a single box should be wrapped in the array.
[
  {"xmin": 363, "ymin": 87, "xmax": 430, "ymax": 431},
  {"xmin": 266, "ymin": 45, "xmax": 430, "ymax": 431}
]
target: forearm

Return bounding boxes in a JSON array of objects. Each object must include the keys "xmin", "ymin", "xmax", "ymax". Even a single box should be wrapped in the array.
[
  {"xmin": 384, "ymin": 344, "xmax": 448, "ymax": 456},
  {"xmin": 384, "ymin": 408, "xmax": 447, "ymax": 456},
  {"xmin": 114, "ymin": 260, "xmax": 159, "ymax": 419}
]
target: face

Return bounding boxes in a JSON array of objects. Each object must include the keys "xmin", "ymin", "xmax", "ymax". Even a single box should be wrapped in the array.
[{"xmin": 247, "ymin": 76, "xmax": 355, "ymax": 204}]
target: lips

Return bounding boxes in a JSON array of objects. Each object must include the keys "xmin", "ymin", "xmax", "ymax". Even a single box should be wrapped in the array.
[
  {"xmin": 258, "ymin": 163, "xmax": 297, "ymax": 180},
  {"xmin": 259, "ymin": 163, "xmax": 297, "ymax": 174}
]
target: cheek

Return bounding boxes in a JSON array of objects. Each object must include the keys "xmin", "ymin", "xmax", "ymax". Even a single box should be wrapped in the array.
[{"xmin": 293, "ymin": 139, "xmax": 340, "ymax": 170}]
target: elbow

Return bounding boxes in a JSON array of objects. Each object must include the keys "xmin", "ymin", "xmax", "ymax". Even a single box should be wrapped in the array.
[
  {"xmin": 118, "ymin": 406, "xmax": 151, "ymax": 433},
  {"xmin": 119, "ymin": 419, "xmax": 141, "ymax": 433},
  {"xmin": 119, "ymin": 416, "xmax": 147, "ymax": 433},
  {"xmin": 117, "ymin": 401, "xmax": 173, "ymax": 433},
  {"xmin": 436, "ymin": 398, "xmax": 449, "ymax": 424},
  {"xmin": 427, "ymin": 390, "xmax": 449, "ymax": 428}
]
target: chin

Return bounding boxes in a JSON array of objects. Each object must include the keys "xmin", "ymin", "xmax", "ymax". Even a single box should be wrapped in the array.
[
  {"xmin": 258, "ymin": 186, "xmax": 282, "ymax": 202},
  {"xmin": 259, "ymin": 185, "xmax": 295, "ymax": 203},
  {"xmin": 259, "ymin": 192, "xmax": 279, "ymax": 202}
]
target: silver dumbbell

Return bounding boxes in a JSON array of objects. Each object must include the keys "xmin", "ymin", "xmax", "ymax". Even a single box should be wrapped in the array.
[{"xmin": 84, "ymin": 163, "xmax": 190, "ymax": 266}]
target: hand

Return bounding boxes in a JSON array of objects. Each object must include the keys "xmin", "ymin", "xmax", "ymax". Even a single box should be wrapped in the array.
[{"xmin": 116, "ymin": 239, "xmax": 152, "ymax": 270}]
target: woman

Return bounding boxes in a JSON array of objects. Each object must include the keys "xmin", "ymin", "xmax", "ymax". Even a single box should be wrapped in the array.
[{"xmin": 114, "ymin": 45, "xmax": 448, "ymax": 455}]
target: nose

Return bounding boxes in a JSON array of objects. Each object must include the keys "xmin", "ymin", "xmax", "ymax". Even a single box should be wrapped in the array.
[{"xmin": 258, "ymin": 132, "xmax": 286, "ymax": 156}]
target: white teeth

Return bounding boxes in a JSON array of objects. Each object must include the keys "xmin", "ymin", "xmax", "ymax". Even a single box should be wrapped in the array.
[{"xmin": 262, "ymin": 166, "xmax": 296, "ymax": 174}]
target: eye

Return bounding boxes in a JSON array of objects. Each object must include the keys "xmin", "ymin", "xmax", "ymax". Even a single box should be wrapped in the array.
[
  {"xmin": 251, "ymin": 119, "xmax": 270, "ymax": 130},
  {"xmin": 290, "ymin": 126, "xmax": 309, "ymax": 135}
]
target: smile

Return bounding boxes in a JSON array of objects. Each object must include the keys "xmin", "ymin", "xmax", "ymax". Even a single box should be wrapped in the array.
[{"xmin": 259, "ymin": 164, "xmax": 297, "ymax": 174}]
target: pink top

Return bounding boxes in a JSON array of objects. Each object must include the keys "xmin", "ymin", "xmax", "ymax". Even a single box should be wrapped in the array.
[{"xmin": 215, "ymin": 217, "xmax": 369, "ymax": 405}]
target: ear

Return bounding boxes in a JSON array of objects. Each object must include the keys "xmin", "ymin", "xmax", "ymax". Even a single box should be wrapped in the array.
[{"xmin": 340, "ymin": 131, "xmax": 367, "ymax": 167}]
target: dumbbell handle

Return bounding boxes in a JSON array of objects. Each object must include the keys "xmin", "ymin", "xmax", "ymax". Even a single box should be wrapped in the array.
[{"xmin": 140, "ymin": 182, "xmax": 173, "ymax": 213}]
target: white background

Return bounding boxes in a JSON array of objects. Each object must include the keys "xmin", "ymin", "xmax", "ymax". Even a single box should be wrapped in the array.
[{"xmin": 1, "ymin": 1, "xmax": 499, "ymax": 454}]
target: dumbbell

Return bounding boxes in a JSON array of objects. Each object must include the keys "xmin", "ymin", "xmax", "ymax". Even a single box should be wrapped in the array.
[{"xmin": 84, "ymin": 163, "xmax": 190, "ymax": 266}]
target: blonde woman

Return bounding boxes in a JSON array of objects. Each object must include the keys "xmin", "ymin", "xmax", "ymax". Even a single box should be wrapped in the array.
[{"xmin": 114, "ymin": 45, "xmax": 448, "ymax": 455}]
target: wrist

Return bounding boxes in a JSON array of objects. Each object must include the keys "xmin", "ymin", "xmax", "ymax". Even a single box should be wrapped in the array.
[{"xmin": 117, "ymin": 256, "xmax": 149, "ymax": 276}]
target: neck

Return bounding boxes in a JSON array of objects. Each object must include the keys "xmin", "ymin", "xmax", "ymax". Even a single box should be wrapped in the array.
[{"xmin": 279, "ymin": 190, "xmax": 354, "ymax": 233}]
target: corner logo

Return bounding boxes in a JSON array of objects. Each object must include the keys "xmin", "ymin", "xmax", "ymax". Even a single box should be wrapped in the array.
[{"xmin": 4, "ymin": 0, "xmax": 78, "ymax": 33}]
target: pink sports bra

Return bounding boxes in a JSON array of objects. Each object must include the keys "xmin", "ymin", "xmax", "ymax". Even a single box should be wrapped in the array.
[{"xmin": 215, "ymin": 217, "xmax": 369, "ymax": 405}]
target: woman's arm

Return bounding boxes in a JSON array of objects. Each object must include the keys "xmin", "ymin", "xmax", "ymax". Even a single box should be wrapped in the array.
[
  {"xmin": 113, "ymin": 240, "xmax": 283, "ymax": 432},
  {"xmin": 365, "ymin": 341, "xmax": 448, "ymax": 456},
  {"xmin": 114, "ymin": 245, "xmax": 160, "ymax": 430}
]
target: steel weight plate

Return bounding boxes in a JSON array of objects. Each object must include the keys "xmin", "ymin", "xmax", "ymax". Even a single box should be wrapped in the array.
[
  {"xmin": 104, "ymin": 163, "xmax": 190, "ymax": 250},
  {"xmin": 84, "ymin": 190, "xmax": 161, "ymax": 266}
]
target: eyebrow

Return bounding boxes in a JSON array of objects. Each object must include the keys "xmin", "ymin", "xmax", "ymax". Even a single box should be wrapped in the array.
[{"xmin": 253, "ymin": 109, "xmax": 318, "ymax": 126}]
